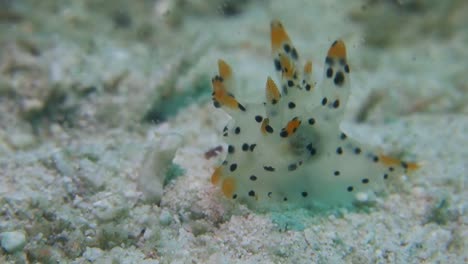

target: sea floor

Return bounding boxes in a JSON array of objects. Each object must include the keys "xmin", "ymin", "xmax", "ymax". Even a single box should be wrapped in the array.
[{"xmin": 0, "ymin": 0, "xmax": 467, "ymax": 263}]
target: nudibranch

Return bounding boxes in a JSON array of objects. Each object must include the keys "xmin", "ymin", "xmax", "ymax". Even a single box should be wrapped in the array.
[{"xmin": 210, "ymin": 20, "xmax": 418, "ymax": 210}]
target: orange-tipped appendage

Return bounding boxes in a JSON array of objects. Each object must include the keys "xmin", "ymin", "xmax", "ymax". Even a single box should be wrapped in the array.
[
  {"xmin": 379, "ymin": 154, "xmax": 400, "ymax": 167},
  {"xmin": 327, "ymin": 40, "xmax": 347, "ymax": 59},
  {"xmin": 279, "ymin": 54, "xmax": 295, "ymax": 79},
  {"xmin": 218, "ymin": 59, "xmax": 232, "ymax": 81},
  {"xmin": 304, "ymin": 60, "xmax": 313, "ymax": 75},
  {"xmin": 405, "ymin": 162, "xmax": 420, "ymax": 172},
  {"xmin": 271, "ymin": 20, "xmax": 290, "ymax": 52},
  {"xmin": 261, "ymin": 118, "xmax": 271, "ymax": 135},
  {"xmin": 221, "ymin": 177, "xmax": 236, "ymax": 198},
  {"xmin": 211, "ymin": 167, "xmax": 222, "ymax": 185},
  {"xmin": 379, "ymin": 154, "xmax": 421, "ymax": 172},
  {"xmin": 212, "ymin": 78, "xmax": 239, "ymax": 109},
  {"xmin": 285, "ymin": 118, "xmax": 301, "ymax": 136},
  {"xmin": 266, "ymin": 77, "xmax": 281, "ymax": 104}
]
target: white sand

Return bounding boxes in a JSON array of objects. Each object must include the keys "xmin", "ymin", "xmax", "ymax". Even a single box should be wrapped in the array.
[{"xmin": 0, "ymin": 0, "xmax": 466, "ymax": 263}]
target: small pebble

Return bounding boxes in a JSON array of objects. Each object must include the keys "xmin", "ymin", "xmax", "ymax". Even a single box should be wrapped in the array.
[
  {"xmin": 7, "ymin": 131, "xmax": 36, "ymax": 149},
  {"xmin": 83, "ymin": 247, "xmax": 103, "ymax": 261},
  {"xmin": 1, "ymin": 231, "xmax": 26, "ymax": 253},
  {"xmin": 355, "ymin": 192, "xmax": 369, "ymax": 202},
  {"xmin": 159, "ymin": 209, "xmax": 172, "ymax": 226}
]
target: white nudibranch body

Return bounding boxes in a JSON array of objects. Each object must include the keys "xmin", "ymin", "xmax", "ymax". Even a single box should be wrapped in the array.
[{"xmin": 210, "ymin": 20, "xmax": 419, "ymax": 210}]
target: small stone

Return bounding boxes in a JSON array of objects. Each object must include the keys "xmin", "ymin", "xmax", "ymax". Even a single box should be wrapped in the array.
[
  {"xmin": 159, "ymin": 209, "xmax": 172, "ymax": 226},
  {"xmin": 7, "ymin": 130, "xmax": 36, "ymax": 150},
  {"xmin": 83, "ymin": 247, "xmax": 103, "ymax": 262},
  {"xmin": 52, "ymin": 152, "xmax": 74, "ymax": 176},
  {"xmin": 355, "ymin": 192, "xmax": 369, "ymax": 202},
  {"xmin": 138, "ymin": 134, "xmax": 183, "ymax": 203},
  {"xmin": 21, "ymin": 98, "xmax": 44, "ymax": 113},
  {"xmin": 92, "ymin": 194, "xmax": 127, "ymax": 221},
  {"xmin": 1, "ymin": 231, "xmax": 26, "ymax": 253}
]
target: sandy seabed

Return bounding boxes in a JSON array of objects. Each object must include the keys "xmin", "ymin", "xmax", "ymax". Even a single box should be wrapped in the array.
[{"xmin": 0, "ymin": 0, "xmax": 467, "ymax": 263}]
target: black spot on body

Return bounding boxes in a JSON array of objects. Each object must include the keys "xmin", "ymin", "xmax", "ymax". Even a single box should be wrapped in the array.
[
  {"xmin": 326, "ymin": 68, "xmax": 333, "ymax": 78},
  {"xmin": 228, "ymin": 145, "xmax": 235, "ymax": 153},
  {"xmin": 242, "ymin": 143, "xmax": 249, "ymax": 151},
  {"xmin": 362, "ymin": 178, "xmax": 369, "ymax": 184},
  {"xmin": 291, "ymin": 48, "xmax": 298, "ymax": 60},
  {"xmin": 234, "ymin": 127, "xmax": 241, "ymax": 134},
  {"xmin": 248, "ymin": 190, "xmax": 255, "ymax": 197},
  {"xmin": 306, "ymin": 143, "xmax": 317, "ymax": 156},
  {"xmin": 230, "ymin": 163, "xmax": 237, "ymax": 172},
  {"xmin": 334, "ymin": 171, "xmax": 340, "ymax": 176},
  {"xmin": 264, "ymin": 166, "xmax": 275, "ymax": 172},
  {"xmin": 334, "ymin": 72, "xmax": 345, "ymax": 86},
  {"xmin": 340, "ymin": 133, "xmax": 347, "ymax": 140},
  {"xmin": 287, "ymin": 80, "xmax": 294, "ymax": 87},
  {"xmin": 283, "ymin": 43, "xmax": 291, "ymax": 53},
  {"xmin": 280, "ymin": 130, "xmax": 288, "ymax": 138},
  {"xmin": 302, "ymin": 192, "xmax": 308, "ymax": 197},
  {"xmin": 238, "ymin": 103, "xmax": 246, "ymax": 111},
  {"xmin": 347, "ymin": 186, "xmax": 354, "ymax": 192},
  {"xmin": 354, "ymin": 148, "xmax": 361, "ymax": 154},
  {"xmin": 332, "ymin": 100, "xmax": 340, "ymax": 108},
  {"xmin": 255, "ymin": 115, "xmax": 263, "ymax": 122},
  {"xmin": 383, "ymin": 174, "xmax": 388, "ymax": 179},
  {"xmin": 344, "ymin": 64, "xmax": 350, "ymax": 73},
  {"xmin": 250, "ymin": 175, "xmax": 257, "ymax": 181},
  {"xmin": 232, "ymin": 194, "xmax": 237, "ymax": 199},
  {"xmin": 249, "ymin": 144, "xmax": 256, "ymax": 151},
  {"xmin": 401, "ymin": 162, "xmax": 408, "ymax": 169},
  {"xmin": 265, "ymin": 125, "xmax": 274, "ymax": 133},
  {"xmin": 336, "ymin": 147, "xmax": 343, "ymax": 155},
  {"xmin": 322, "ymin": 97, "xmax": 328, "ymax": 105},
  {"xmin": 305, "ymin": 83, "xmax": 311, "ymax": 91},
  {"xmin": 389, "ymin": 167, "xmax": 394, "ymax": 172},
  {"xmin": 213, "ymin": 101, "xmax": 221, "ymax": 108},
  {"xmin": 274, "ymin": 59, "xmax": 282, "ymax": 71},
  {"xmin": 288, "ymin": 163, "xmax": 297, "ymax": 171},
  {"xmin": 288, "ymin": 102, "xmax": 296, "ymax": 109},
  {"xmin": 373, "ymin": 156, "xmax": 379, "ymax": 162},
  {"xmin": 325, "ymin": 57, "xmax": 333, "ymax": 65},
  {"xmin": 308, "ymin": 118, "xmax": 315, "ymax": 125}
]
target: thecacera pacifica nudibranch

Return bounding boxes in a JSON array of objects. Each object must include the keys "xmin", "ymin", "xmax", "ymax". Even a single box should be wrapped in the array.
[{"xmin": 210, "ymin": 20, "xmax": 419, "ymax": 210}]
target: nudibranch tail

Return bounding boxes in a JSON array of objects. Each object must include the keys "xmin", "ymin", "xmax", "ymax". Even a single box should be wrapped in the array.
[{"xmin": 210, "ymin": 20, "xmax": 418, "ymax": 210}]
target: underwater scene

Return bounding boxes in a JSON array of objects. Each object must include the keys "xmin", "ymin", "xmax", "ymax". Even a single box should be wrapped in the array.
[{"xmin": 0, "ymin": 0, "xmax": 467, "ymax": 263}]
